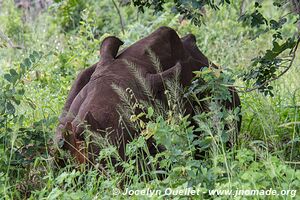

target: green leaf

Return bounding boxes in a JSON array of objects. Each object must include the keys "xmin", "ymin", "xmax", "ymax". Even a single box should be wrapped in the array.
[
  {"xmin": 20, "ymin": 63, "xmax": 26, "ymax": 71},
  {"xmin": 24, "ymin": 58, "xmax": 32, "ymax": 68},
  {"xmin": 8, "ymin": 69, "xmax": 19, "ymax": 84},
  {"xmin": 6, "ymin": 101, "xmax": 15, "ymax": 115},
  {"xmin": 32, "ymin": 50, "xmax": 39, "ymax": 58},
  {"xmin": 4, "ymin": 74, "xmax": 12, "ymax": 83},
  {"xmin": 29, "ymin": 54, "xmax": 36, "ymax": 63},
  {"xmin": 38, "ymin": 51, "xmax": 44, "ymax": 57},
  {"xmin": 18, "ymin": 88, "xmax": 25, "ymax": 95},
  {"xmin": 147, "ymin": 107, "xmax": 154, "ymax": 118},
  {"xmin": 12, "ymin": 98, "xmax": 21, "ymax": 105},
  {"xmin": 250, "ymin": 10, "xmax": 267, "ymax": 28},
  {"xmin": 9, "ymin": 69, "xmax": 18, "ymax": 77}
]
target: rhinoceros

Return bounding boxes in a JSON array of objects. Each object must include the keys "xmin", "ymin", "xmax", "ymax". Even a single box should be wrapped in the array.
[{"xmin": 55, "ymin": 26, "xmax": 241, "ymax": 165}]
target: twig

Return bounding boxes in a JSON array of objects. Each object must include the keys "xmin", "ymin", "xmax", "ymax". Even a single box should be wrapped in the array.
[
  {"xmin": 112, "ymin": 0, "xmax": 125, "ymax": 35},
  {"xmin": 0, "ymin": 29, "xmax": 24, "ymax": 49},
  {"xmin": 278, "ymin": 121, "xmax": 300, "ymax": 127},
  {"xmin": 284, "ymin": 161, "xmax": 300, "ymax": 165},
  {"xmin": 239, "ymin": 0, "xmax": 247, "ymax": 16}
]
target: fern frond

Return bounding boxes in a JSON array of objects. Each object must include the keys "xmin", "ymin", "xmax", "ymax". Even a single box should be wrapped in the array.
[
  {"xmin": 125, "ymin": 60, "xmax": 155, "ymax": 100},
  {"xmin": 111, "ymin": 83, "xmax": 133, "ymax": 112},
  {"xmin": 165, "ymin": 71, "xmax": 185, "ymax": 115},
  {"xmin": 146, "ymin": 48, "xmax": 162, "ymax": 73}
]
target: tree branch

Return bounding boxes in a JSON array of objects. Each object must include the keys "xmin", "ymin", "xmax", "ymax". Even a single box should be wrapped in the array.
[
  {"xmin": 112, "ymin": 0, "xmax": 125, "ymax": 35},
  {"xmin": 239, "ymin": 36, "xmax": 300, "ymax": 93}
]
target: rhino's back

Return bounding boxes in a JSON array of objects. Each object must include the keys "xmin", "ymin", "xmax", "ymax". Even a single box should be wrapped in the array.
[{"xmin": 117, "ymin": 26, "xmax": 186, "ymax": 72}]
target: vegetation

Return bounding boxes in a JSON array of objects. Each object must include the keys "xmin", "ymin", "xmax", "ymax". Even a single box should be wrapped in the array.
[{"xmin": 0, "ymin": 0, "xmax": 299, "ymax": 199}]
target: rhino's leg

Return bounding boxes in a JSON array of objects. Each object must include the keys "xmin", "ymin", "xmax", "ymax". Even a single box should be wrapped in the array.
[
  {"xmin": 71, "ymin": 110, "xmax": 122, "ymax": 164},
  {"xmin": 181, "ymin": 34, "xmax": 217, "ymax": 70},
  {"xmin": 58, "ymin": 110, "xmax": 102, "ymax": 164},
  {"xmin": 55, "ymin": 84, "xmax": 90, "ymax": 155},
  {"xmin": 100, "ymin": 36, "xmax": 124, "ymax": 64},
  {"xmin": 60, "ymin": 122, "xmax": 87, "ymax": 164}
]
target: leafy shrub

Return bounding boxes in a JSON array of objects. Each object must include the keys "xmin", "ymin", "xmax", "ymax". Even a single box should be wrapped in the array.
[{"xmin": 53, "ymin": 0, "xmax": 88, "ymax": 32}]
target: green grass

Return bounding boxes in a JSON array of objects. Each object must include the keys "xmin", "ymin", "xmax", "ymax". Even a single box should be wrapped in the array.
[{"xmin": 0, "ymin": 0, "xmax": 299, "ymax": 199}]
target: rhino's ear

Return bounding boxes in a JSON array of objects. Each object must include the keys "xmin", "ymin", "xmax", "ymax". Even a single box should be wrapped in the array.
[
  {"xmin": 181, "ymin": 34, "xmax": 197, "ymax": 45},
  {"xmin": 100, "ymin": 36, "xmax": 124, "ymax": 64},
  {"xmin": 147, "ymin": 62, "xmax": 182, "ymax": 91},
  {"xmin": 181, "ymin": 34, "xmax": 218, "ymax": 69}
]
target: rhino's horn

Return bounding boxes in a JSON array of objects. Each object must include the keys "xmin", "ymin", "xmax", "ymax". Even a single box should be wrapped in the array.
[{"xmin": 100, "ymin": 36, "xmax": 124, "ymax": 64}]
